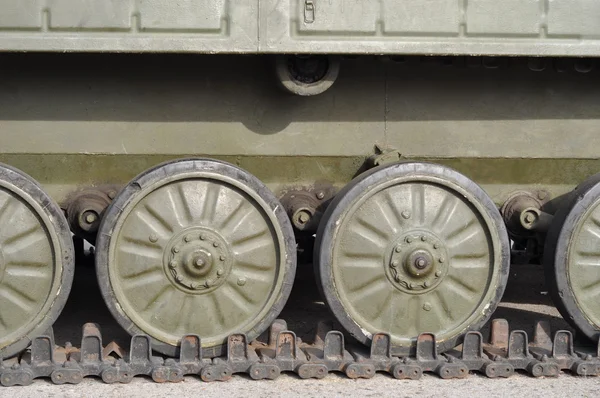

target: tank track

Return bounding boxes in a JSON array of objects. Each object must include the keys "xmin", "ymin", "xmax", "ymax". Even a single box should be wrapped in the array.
[{"xmin": 2, "ymin": 318, "xmax": 599, "ymax": 386}]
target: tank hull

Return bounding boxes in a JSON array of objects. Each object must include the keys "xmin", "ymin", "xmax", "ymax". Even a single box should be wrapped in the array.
[{"xmin": 1, "ymin": 54, "xmax": 598, "ymax": 207}]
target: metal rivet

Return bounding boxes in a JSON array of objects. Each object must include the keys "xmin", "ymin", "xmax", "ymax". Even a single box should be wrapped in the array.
[
  {"xmin": 401, "ymin": 211, "xmax": 411, "ymax": 219},
  {"xmin": 107, "ymin": 190, "xmax": 117, "ymax": 200},
  {"xmin": 169, "ymin": 260, "xmax": 177, "ymax": 269},
  {"xmin": 205, "ymin": 279, "xmax": 213, "ymax": 288},
  {"xmin": 423, "ymin": 303, "xmax": 432, "ymax": 311},
  {"xmin": 433, "ymin": 243, "xmax": 439, "ymax": 249},
  {"xmin": 423, "ymin": 281, "xmax": 429, "ymax": 288},
  {"xmin": 176, "ymin": 275, "xmax": 183, "ymax": 282},
  {"xmin": 395, "ymin": 245, "xmax": 402, "ymax": 253},
  {"xmin": 149, "ymin": 234, "xmax": 158, "ymax": 243},
  {"xmin": 220, "ymin": 255, "xmax": 226, "ymax": 261},
  {"xmin": 391, "ymin": 260, "xmax": 399, "ymax": 268},
  {"xmin": 173, "ymin": 246, "xmax": 180, "ymax": 253},
  {"xmin": 435, "ymin": 271, "xmax": 442, "ymax": 277},
  {"xmin": 200, "ymin": 234, "xmax": 206, "ymax": 240},
  {"xmin": 190, "ymin": 283, "xmax": 197, "ymax": 289},
  {"xmin": 213, "ymin": 242, "xmax": 220, "ymax": 248},
  {"xmin": 421, "ymin": 235, "xmax": 427, "ymax": 242},
  {"xmin": 217, "ymin": 269, "xmax": 224, "ymax": 276},
  {"xmin": 316, "ymin": 191, "xmax": 325, "ymax": 200},
  {"xmin": 408, "ymin": 283, "xmax": 414, "ymax": 290},
  {"xmin": 406, "ymin": 236, "xmax": 413, "ymax": 243},
  {"xmin": 439, "ymin": 257, "xmax": 445, "ymax": 263},
  {"xmin": 184, "ymin": 235, "xmax": 192, "ymax": 242},
  {"xmin": 237, "ymin": 277, "xmax": 246, "ymax": 286}
]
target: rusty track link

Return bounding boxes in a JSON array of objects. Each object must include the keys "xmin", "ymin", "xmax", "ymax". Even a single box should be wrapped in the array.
[{"xmin": 1, "ymin": 318, "xmax": 599, "ymax": 386}]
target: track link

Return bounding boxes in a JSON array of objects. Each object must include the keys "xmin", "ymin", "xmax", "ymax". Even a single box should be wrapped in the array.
[{"xmin": 1, "ymin": 318, "xmax": 599, "ymax": 386}]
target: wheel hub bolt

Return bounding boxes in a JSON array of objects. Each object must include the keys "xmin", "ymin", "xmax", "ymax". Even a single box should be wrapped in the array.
[
  {"xmin": 149, "ymin": 234, "xmax": 158, "ymax": 243},
  {"xmin": 435, "ymin": 271, "xmax": 442, "ymax": 277},
  {"xmin": 395, "ymin": 245, "xmax": 402, "ymax": 253},
  {"xmin": 237, "ymin": 277, "xmax": 247, "ymax": 286},
  {"xmin": 421, "ymin": 235, "xmax": 427, "ymax": 242},
  {"xmin": 205, "ymin": 279, "xmax": 213, "ymax": 288},
  {"xmin": 415, "ymin": 257, "xmax": 428, "ymax": 269},
  {"xmin": 217, "ymin": 269, "xmax": 224, "ymax": 276},
  {"xmin": 185, "ymin": 235, "xmax": 192, "ymax": 242},
  {"xmin": 406, "ymin": 236, "xmax": 413, "ymax": 243},
  {"xmin": 195, "ymin": 258, "xmax": 205, "ymax": 268},
  {"xmin": 298, "ymin": 211, "xmax": 311, "ymax": 224},
  {"xmin": 401, "ymin": 211, "xmax": 411, "ymax": 219},
  {"xmin": 169, "ymin": 260, "xmax": 177, "ymax": 269},
  {"xmin": 391, "ymin": 260, "xmax": 399, "ymax": 268},
  {"xmin": 84, "ymin": 212, "xmax": 98, "ymax": 224},
  {"xmin": 173, "ymin": 246, "xmax": 180, "ymax": 253},
  {"xmin": 220, "ymin": 255, "xmax": 226, "ymax": 261},
  {"xmin": 423, "ymin": 303, "xmax": 432, "ymax": 311}
]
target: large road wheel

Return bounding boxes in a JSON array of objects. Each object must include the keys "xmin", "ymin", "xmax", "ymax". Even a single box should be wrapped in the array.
[
  {"xmin": 315, "ymin": 162, "xmax": 510, "ymax": 353},
  {"xmin": 544, "ymin": 174, "xmax": 600, "ymax": 341},
  {"xmin": 0, "ymin": 163, "xmax": 74, "ymax": 358},
  {"xmin": 96, "ymin": 159, "xmax": 296, "ymax": 357}
]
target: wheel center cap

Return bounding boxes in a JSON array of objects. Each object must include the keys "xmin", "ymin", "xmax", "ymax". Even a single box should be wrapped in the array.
[
  {"xmin": 386, "ymin": 231, "xmax": 448, "ymax": 294},
  {"xmin": 405, "ymin": 250, "xmax": 434, "ymax": 277},
  {"xmin": 163, "ymin": 227, "xmax": 232, "ymax": 294}
]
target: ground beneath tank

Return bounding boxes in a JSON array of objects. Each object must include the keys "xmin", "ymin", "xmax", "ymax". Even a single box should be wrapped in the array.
[{"xmin": 11, "ymin": 258, "xmax": 599, "ymax": 397}]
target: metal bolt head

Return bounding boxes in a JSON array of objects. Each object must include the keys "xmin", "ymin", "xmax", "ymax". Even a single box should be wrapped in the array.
[
  {"xmin": 190, "ymin": 283, "xmax": 197, "ymax": 289},
  {"xmin": 401, "ymin": 211, "xmax": 411, "ymax": 219},
  {"xmin": 149, "ymin": 234, "xmax": 158, "ymax": 243},
  {"xmin": 423, "ymin": 281, "xmax": 429, "ymax": 288},
  {"xmin": 237, "ymin": 277, "xmax": 247, "ymax": 286},
  {"xmin": 217, "ymin": 269, "xmax": 224, "ymax": 276},
  {"xmin": 176, "ymin": 275, "xmax": 183, "ymax": 282},
  {"xmin": 85, "ymin": 212, "xmax": 97, "ymax": 224},
  {"xmin": 433, "ymin": 243, "xmax": 439, "ymax": 249},
  {"xmin": 423, "ymin": 303, "xmax": 432, "ymax": 311},
  {"xmin": 525, "ymin": 213, "xmax": 535, "ymax": 223},
  {"xmin": 391, "ymin": 260, "xmax": 399, "ymax": 268},
  {"xmin": 173, "ymin": 246, "xmax": 180, "ymax": 253},
  {"xmin": 406, "ymin": 236, "xmax": 413, "ymax": 243},
  {"xmin": 421, "ymin": 235, "xmax": 427, "ymax": 242},
  {"xmin": 195, "ymin": 258, "xmax": 205, "ymax": 268},
  {"xmin": 169, "ymin": 260, "xmax": 177, "ymax": 269},
  {"xmin": 205, "ymin": 279, "xmax": 213, "ymax": 288},
  {"xmin": 107, "ymin": 190, "xmax": 117, "ymax": 200},
  {"xmin": 220, "ymin": 255, "xmax": 226, "ymax": 261},
  {"xmin": 537, "ymin": 191, "xmax": 548, "ymax": 201},
  {"xmin": 438, "ymin": 257, "xmax": 445, "ymax": 263},
  {"xmin": 408, "ymin": 283, "xmax": 414, "ymax": 290},
  {"xmin": 298, "ymin": 211, "xmax": 311, "ymax": 224},
  {"xmin": 435, "ymin": 270, "xmax": 442, "ymax": 277},
  {"xmin": 213, "ymin": 242, "xmax": 219, "ymax": 248},
  {"xmin": 395, "ymin": 245, "xmax": 402, "ymax": 253},
  {"xmin": 200, "ymin": 234, "xmax": 206, "ymax": 240},
  {"xmin": 184, "ymin": 235, "xmax": 192, "ymax": 243},
  {"xmin": 316, "ymin": 191, "xmax": 325, "ymax": 200}
]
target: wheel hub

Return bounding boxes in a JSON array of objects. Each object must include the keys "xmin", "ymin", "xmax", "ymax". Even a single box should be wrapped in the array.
[
  {"xmin": 163, "ymin": 227, "xmax": 232, "ymax": 294},
  {"xmin": 387, "ymin": 231, "xmax": 447, "ymax": 294}
]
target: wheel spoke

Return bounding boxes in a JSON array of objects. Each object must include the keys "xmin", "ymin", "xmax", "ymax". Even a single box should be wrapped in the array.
[
  {"xmin": 121, "ymin": 268, "xmax": 165, "ymax": 290},
  {"xmin": 0, "ymin": 194, "xmax": 15, "ymax": 225},
  {"xmin": 411, "ymin": 183, "xmax": 425, "ymax": 226},
  {"xmin": 444, "ymin": 216, "xmax": 479, "ymax": 249},
  {"xmin": 353, "ymin": 216, "xmax": 389, "ymax": 249},
  {"xmin": 200, "ymin": 182, "xmax": 221, "ymax": 224},
  {"xmin": 217, "ymin": 197, "xmax": 249, "ymax": 235},
  {"xmin": 0, "ymin": 284, "xmax": 35, "ymax": 313},
  {"xmin": 432, "ymin": 194, "xmax": 459, "ymax": 234}
]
